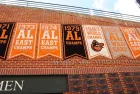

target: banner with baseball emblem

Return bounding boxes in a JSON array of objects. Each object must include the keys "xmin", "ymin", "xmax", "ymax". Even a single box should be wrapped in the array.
[
  {"xmin": 120, "ymin": 27, "xmax": 140, "ymax": 58},
  {"xmin": 0, "ymin": 22, "xmax": 15, "ymax": 59},
  {"xmin": 37, "ymin": 24, "xmax": 62, "ymax": 59},
  {"xmin": 9, "ymin": 23, "xmax": 38, "ymax": 59},
  {"xmin": 102, "ymin": 26, "xmax": 132, "ymax": 59},
  {"xmin": 82, "ymin": 25, "xmax": 111, "ymax": 59},
  {"xmin": 62, "ymin": 24, "xmax": 87, "ymax": 59}
]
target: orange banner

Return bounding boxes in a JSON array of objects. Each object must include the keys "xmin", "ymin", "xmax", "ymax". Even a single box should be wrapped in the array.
[
  {"xmin": 9, "ymin": 23, "xmax": 37, "ymax": 59},
  {"xmin": 120, "ymin": 27, "xmax": 140, "ymax": 58},
  {"xmin": 37, "ymin": 24, "xmax": 62, "ymax": 58}
]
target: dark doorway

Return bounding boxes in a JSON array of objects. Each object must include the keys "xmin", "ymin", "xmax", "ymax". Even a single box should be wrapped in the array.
[{"xmin": 0, "ymin": 75, "xmax": 68, "ymax": 94}]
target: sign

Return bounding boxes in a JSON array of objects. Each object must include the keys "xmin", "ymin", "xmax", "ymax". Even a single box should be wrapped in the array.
[
  {"xmin": 120, "ymin": 27, "xmax": 140, "ymax": 58},
  {"xmin": 37, "ymin": 24, "xmax": 62, "ymax": 59},
  {"xmin": 0, "ymin": 75, "xmax": 68, "ymax": 94},
  {"xmin": 9, "ymin": 23, "xmax": 37, "ymax": 59},
  {"xmin": 82, "ymin": 25, "xmax": 111, "ymax": 59},
  {"xmin": 102, "ymin": 26, "xmax": 132, "ymax": 59},
  {"xmin": 0, "ymin": 22, "xmax": 15, "ymax": 59},
  {"xmin": 62, "ymin": 24, "xmax": 87, "ymax": 59},
  {"xmin": 136, "ymin": 28, "xmax": 140, "ymax": 34}
]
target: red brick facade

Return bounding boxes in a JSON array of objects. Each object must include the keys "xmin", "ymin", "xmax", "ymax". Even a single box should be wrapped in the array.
[{"xmin": 0, "ymin": 4, "xmax": 140, "ymax": 94}]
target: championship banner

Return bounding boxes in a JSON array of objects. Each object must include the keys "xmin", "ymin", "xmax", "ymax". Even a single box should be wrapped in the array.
[
  {"xmin": 0, "ymin": 22, "xmax": 15, "ymax": 59},
  {"xmin": 37, "ymin": 24, "xmax": 62, "ymax": 58},
  {"xmin": 62, "ymin": 24, "xmax": 87, "ymax": 59},
  {"xmin": 120, "ymin": 27, "xmax": 140, "ymax": 58},
  {"xmin": 136, "ymin": 28, "xmax": 140, "ymax": 34},
  {"xmin": 82, "ymin": 25, "xmax": 111, "ymax": 59},
  {"xmin": 102, "ymin": 26, "xmax": 132, "ymax": 59},
  {"xmin": 9, "ymin": 23, "xmax": 37, "ymax": 59}
]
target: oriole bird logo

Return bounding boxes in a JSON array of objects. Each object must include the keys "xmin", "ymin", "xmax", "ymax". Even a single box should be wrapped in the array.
[{"xmin": 91, "ymin": 40, "xmax": 104, "ymax": 52}]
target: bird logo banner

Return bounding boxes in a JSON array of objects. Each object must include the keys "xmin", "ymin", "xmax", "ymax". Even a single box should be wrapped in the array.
[{"xmin": 82, "ymin": 25, "xmax": 111, "ymax": 59}]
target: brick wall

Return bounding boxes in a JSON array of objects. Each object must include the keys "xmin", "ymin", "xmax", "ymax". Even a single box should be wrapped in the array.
[
  {"xmin": 0, "ymin": 4, "xmax": 140, "ymax": 75},
  {"xmin": 66, "ymin": 72, "xmax": 140, "ymax": 94}
]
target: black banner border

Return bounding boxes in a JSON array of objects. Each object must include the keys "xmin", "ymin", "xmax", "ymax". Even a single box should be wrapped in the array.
[
  {"xmin": 0, "ymin": 22, "xmax": 15, "ymax": 59},
  {"xmin": 62, "ymin": 24, "xmax": 88, "ymax": 59}
]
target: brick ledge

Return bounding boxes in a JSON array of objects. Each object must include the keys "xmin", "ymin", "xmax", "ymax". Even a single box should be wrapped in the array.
[{"xmin": 0, "ymin": 66, "xmax": 140, "ymax": 75}]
